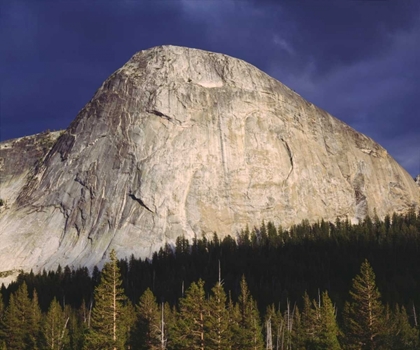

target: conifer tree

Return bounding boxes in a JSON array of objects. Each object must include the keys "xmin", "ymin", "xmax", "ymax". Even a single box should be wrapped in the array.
[
  {"xmin": 42, "ymin": 297, "xmax": 69, "ymax": 349},
  {"xmin": 280, "ymin": 300, "xmax": 296, "ymax": 349},
  {"xmin": 301, "ymin": 291, "xmax": 318, "ymax": 346},
  {"xmin": 226, "ymin": 293, "xmax": 240, "ymax": 350},
  {"xmin": 266, "ymin": 221, "xmax": 278, "ymax": 248},
  {"xmin": 67, "ymin": 303, "xmax": 87, "ymax": 350},
  {"xmin": 170, "ymin": 279, "xmax": 208, "ymax": 350},
  {"xmin": 0, "ymin": 294, "xmax": 6, "ymax": 349},
  {"xmin": 294, "ymin": 291, "xmax": 341, "ymax": 350},
  {"xmin": 389, "ymin": 304, "xmax": 419, "ymax": 349},
  {"xmin": 206, "ymin": 281, "xmax": 231, "ymax": 350},
  {"xmin": 265, "ymin": 309, "xmax": 273, "ymax": 350},
  {"xmin": 265, "ymin": 304, "xmax": 285, "ymax": 350},
  {"xmin": 291, "ymin": 305, "xmax": 305, "ymax": 350},
  {"xmin": 5, "ymin": 293, "xmax": 24, "ymax": 349},
  {"xmin": 232, "ymin": 276, "xmax": 264, "ymax": 350},
  {"xmin": 27, "ymin": 289, "xmax": 42, "ymax": 349},
  {"xmin": 264, "ymin": 304, "xmax": 285, "ymax": 350},
  {"xmin": 161, "ymin": 302, "xmax": 175, "ymax": 350},
  {"xmin": 84, "ymin": 249, "xmax": 131, "ymax": 350},
  {"xmin": 260, "ymin": 220, "xmax": 268, "ymax": 245},
  {"xmin": 3, "ymin": 282, "xmax": 33, "ymax": 350},
  {"xmin": 318, "ymin": 291, "xmax": 341, "ymax": 350},
  {"xmin": 343, "ymin": 259, "xmax": 386, "ymax": 349},
  {"xmin": 132, "ymin": 288, "xmax": 162, "ymax": 350}
]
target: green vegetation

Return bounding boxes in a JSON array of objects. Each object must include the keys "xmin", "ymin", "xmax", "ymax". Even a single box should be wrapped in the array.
[
  {"xmin": 38, "ymin": 130, "xmax": 55, "ymax": 152},
  {"xmin": 0, "ymin": 270, "xmax": 22, "ymax": 278},
  {"xmin": 84, "ymin": 249, "xmax": 133, "ymax": 349},
  {"xmin": 43, "ymin": 298, "xmax": 69, "ymax": 350},
  {"xmin": 0, "ymin": 199, "xmax": 4, "ymax": 207},
  {"xmin": 343, "ymin": 259, "xmax": 386, "ymax": 348},
  {"xmin": 0, "ymin": 210, "xmax": 419, "ymax": 348}
]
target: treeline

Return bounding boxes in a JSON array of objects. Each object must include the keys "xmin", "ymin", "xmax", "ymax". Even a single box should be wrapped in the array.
[
  {"xmin": 0, "ymin": 255, "xmax": 418, "ymax": 349},
  {"xmin": 0, "ymin": 210, "xmax": 419, "ymax": 349}
]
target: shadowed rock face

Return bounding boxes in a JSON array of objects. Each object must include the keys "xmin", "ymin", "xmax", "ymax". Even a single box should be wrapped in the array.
[
  {"xmin": 0, "ymin": 131, "xmax": 61, "ymax": 207},
  {"xmin": 0, "ymin": 45, "xmax": 418, "ymax": 280}
]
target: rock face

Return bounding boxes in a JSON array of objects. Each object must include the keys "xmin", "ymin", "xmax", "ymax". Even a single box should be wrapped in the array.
[
  {"xmin": 0, "ymin": 131, "xmax": 61, "ymax": 210},
  {"xmin": 0, "ymin": 45, "xmax": 418, "ymax": 280}
]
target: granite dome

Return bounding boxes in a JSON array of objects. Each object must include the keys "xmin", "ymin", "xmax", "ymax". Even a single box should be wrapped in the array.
[{"xmin": 0, "ymin": 45, "xmax": 418, "ymax": 283}]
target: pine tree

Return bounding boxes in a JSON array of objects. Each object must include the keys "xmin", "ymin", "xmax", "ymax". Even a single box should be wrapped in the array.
[
  {"xmin": 0, "ymin": 294, "xmax": 6, "ymax": 349},
  {"xmin": 84, "ymin": 249, "xmax": 131, "ymax": 350},
  {"xmin": 27, "ymin": 289, "xmax": 42, "ymax": 349},
  {"xmin": 4, "ymin": 293, "xmax": 22, "ymax": 349},
  {"xmin": 206, "ymin": 281, "xmax": 231, "ymax": 349},
  {"xmin": 266, "ymin": 221, "xmax": 278, "ymax": 248},
  {"xmin": 265, "ymin": 304, "xmax": 285, "ymax": 350},
  {"xmin": 232, "ymin": 276, "xmax": 264, "ymax": 350},
  {"xmin": 161, "ymin": 302, "xmax": 175, "ymax": 350},
  {"xmin": 291, "ymin": 305, "xmax": 305, "ymax": 350},
  {"xmin": 132, "ymin": 288, "xmax": 162, "ymax": 350},
  {"xmin": 343, "ymin": 259, "xmax": 386, "ymax": 349},
  {"xmin": 42, "ymin": 297, "xmax": 69, "ymax": 349},
  {"xmin": 170, "ymin": 279, "xmax": 208, "ymax": 350},
  {"xmin": 294, "ymin": 291, "xmax": 341, "ymax": 349},
  {"xmin": 389, "ymin": 304, "xmax": 419, "ymax": 349},
  {"xmin": 226, "ymin": 293, "xmax": 240, "ymax": 350},
  {"xmin": 264, "ymin": 304, "xmax": 284, "ymax": 350},
  {"xmin": 301, "ymin": 291, "xmax": 318, "ymax": 346},
  {"xmin": 3, "ymin": 282, "xmax": 33, "ymax": 350},
  {"xmin": 68, "ymin": 303, "xmax": 87, "ymax": 350},
  {"xmin": 318, "ymin": 291, "xmax": 341, "ymax": 350}
]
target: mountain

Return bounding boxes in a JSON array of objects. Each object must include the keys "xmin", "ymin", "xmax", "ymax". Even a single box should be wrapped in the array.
[{"xmin": 0, "ymin": 45, "xmax": 418, "ymax": 283}]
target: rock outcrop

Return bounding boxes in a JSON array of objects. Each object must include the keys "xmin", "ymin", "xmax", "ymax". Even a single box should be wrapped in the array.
[
  {"xmin": 0, "ymin": 131, "xmax": 61, "ymax": 210},
  {"xmin": 1, "ymin": 45, "xmax": 418, "ymax": 281}
]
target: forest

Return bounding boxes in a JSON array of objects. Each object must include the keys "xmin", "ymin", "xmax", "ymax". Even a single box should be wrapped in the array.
[{"xmin": 0, "ymin": 210, "xmax": 419, "ymax": 349}]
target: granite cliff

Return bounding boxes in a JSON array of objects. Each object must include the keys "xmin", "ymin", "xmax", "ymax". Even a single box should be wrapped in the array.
[{"xmin": 1, "ymin": 45, "xmax": 418, "ymax": 282}]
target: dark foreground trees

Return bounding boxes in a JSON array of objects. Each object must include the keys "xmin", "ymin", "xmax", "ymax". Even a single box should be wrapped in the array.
[
  {"xmin": 343, "ymin": 259, "xmax": 419, "ymax": 350},
  {"xmin": 43, "ymin": 297, "xmax": 69, "ymax": 349},
  {"xmin": 171, "ymin": 279, "xmax": 207, "ymax": 349},
  {"xmin": 131, "ymin": 288, "xmax": 162, "ymax": 350},
  {"xmin": 84, "ymin": 249, "xmax": 133, "ymax": 350},
  {"xmin": 2, "ymin": 282, "xmax": 41, "ymax": 349},
  {"xmin": 343, "ymin": 260, "xmax": 386, "ymax": 349},
  {"xmin": 206, "ymin": 281, "xmax": 230, "ymax": 349},
  {"xmin": 1, "ymin": 211, "xmax": 419, "ymax": 348},
  {"xmin": 0, "ymin": 258, "xmax": 419, "ymax": 349},
  {"xmin": 233, "ymin": 276, "xmax": 264, "ymax": 349}
]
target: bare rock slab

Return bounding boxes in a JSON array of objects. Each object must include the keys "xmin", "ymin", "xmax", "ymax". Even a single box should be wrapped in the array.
[{"xmin": 0, "ymin": 46, "xmax": 418, "ymax": 280}]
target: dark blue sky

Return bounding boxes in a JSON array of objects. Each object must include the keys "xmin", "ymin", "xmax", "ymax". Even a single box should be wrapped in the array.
[{"xmin": 1, "ymin": 0, "xmax": 419, "ymax": 177}]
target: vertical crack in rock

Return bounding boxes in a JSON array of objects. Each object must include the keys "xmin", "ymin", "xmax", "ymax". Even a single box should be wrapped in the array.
[
  {"xmin": 217, "ymin": 104, "xmax": 228, "ymax": 179},
  {"xmin": 128, "ymin": 193, "xmax": 154, "ymax": 213},
  {"xmin": 216, "ymin": 103, "xmax": 232, "ymax": 212},
  {"xmin": 281, "ymin": 138, "xmax": 294, "ymax": 182}
]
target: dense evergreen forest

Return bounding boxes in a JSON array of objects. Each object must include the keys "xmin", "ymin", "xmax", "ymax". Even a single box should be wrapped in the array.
[{"xmin": 0, "ymin": 210, "xmax": 419, "ymax": 349}]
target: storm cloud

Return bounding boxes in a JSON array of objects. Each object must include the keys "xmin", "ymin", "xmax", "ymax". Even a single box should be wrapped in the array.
[{"xmin": 0, "ymin": 0, "xmax": 419, "ymax": 177}]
